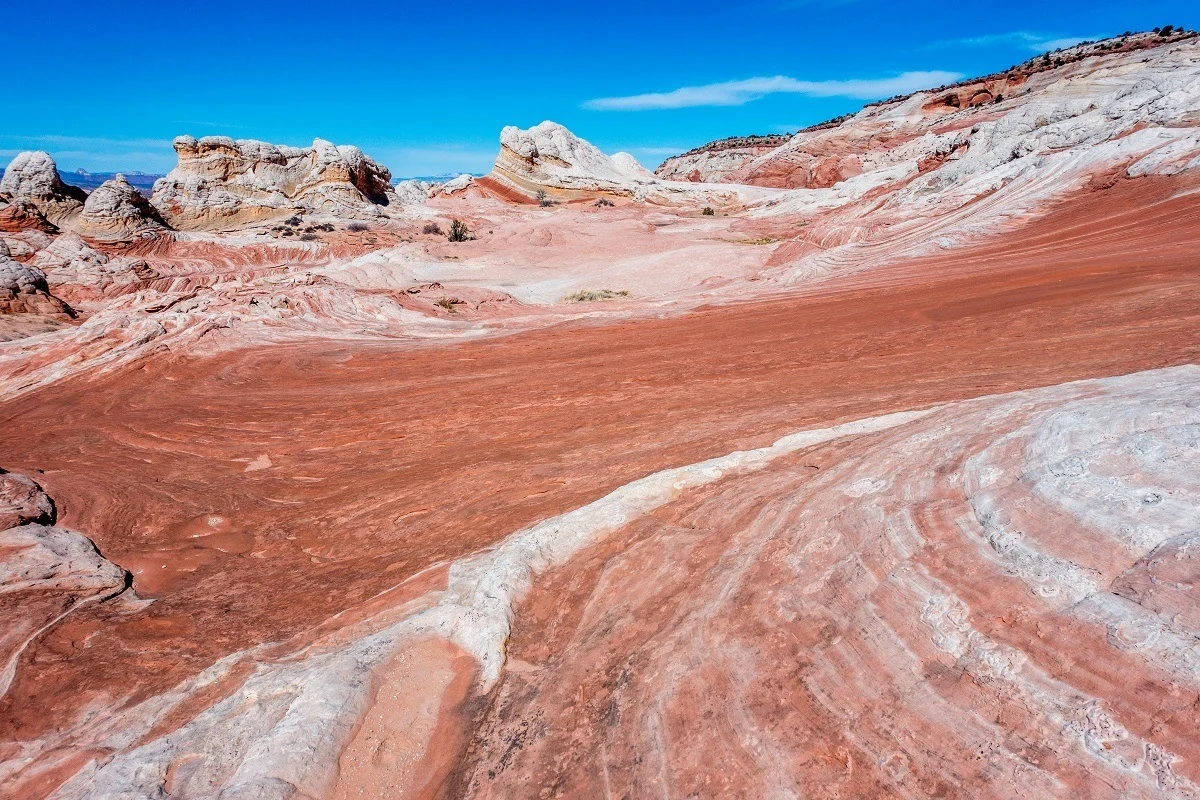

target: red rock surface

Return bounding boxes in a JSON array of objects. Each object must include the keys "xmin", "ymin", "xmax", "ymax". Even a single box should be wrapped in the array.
[
  {"xmin": 0, "ymin": 169, "xmax": 1197, "ymax": 796},
  {"xmin": 0, "ymin": 32, "xmax": 1199, "ymax": 800}
]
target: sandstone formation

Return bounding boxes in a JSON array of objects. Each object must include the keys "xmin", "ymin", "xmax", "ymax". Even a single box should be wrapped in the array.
[
  {"xmin": 481, "ymin": 121, "xmax": 662, "ymax": 200},
  {"xmin": 656, "ymin": 31, "xmax": 1199, "ymax": 190},
  {"xmin": 0, "ymin": 468, "xmax": 54, "ymax": 530},
  {"xmin": 0, "ymin": 197, "xmax": 58, "ymax": 234},
  {"xmin": 72, "ymin": 174, "xmax": 168, "ymax": 240},
  {"xmin": 0, "ymin": 246, "xmax": 72, "ymax": 315},
  {"xmin": 0, "ymin": 28, "xmax": 1197, "ymax": 800},
  {"xmin": 654, "ymin": 133, "xmax": 792, "ymax": 182},
  {"xmin": 0, "ymin": 152, "xmax": 86, "ymax": 226},
  {"xmin": 150, "ymin": 136, "xmax": 401, "ymax": 229},
  {"xmin": 0, "ymin": 472, "xmax": 130, "ymax": 706},
  {"xmin": 30, "ymin": 233, "xmax": 153, "ymax": 300},
  {"xmin": 460, "ymin": 366, "xmax": 1200, "ymax": 799}
]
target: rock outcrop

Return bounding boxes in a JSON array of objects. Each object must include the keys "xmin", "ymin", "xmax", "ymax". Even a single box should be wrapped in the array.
[
  {"xmin": 0, "ymin": 468, "xmax": 54, "ymax": 530},
  {"xmin": 658, "ymin": 31, "xmax": 1200, "ymax": 195},
  {"xmin": 72, "ymin": 174, "xmax": 168, "ymax": 240},
  {"xmin": 0, "ymin": 472, "xmax": 130, "ymax": 702},
  {"xmin": 482, "ymin": 121, "xmax": 657, "ymax": 199},
  {"xmin": 0, "ymin": 245, "xmax": 72, "ymax": 315},
  {"xmin": 0, "ymin": 151, "xmax": 86, "ymax": 226},
  {"xmin": 459, "ymin": 366, "xmax": 1200, "ymax": 799},
  {"xmin": 30, "ymin": 233, "xmax": 152, "ymax": 298},
  {"xmin": 655, "ymin": 134, "xmax": 792, "ymax": 182},
  {"xmin": 0, "ymin": 197, "xmax": 58, "ymax": 234},
  {"xmin": 150, "ymin": 136, "xmax": 401, "ymax": 230}
]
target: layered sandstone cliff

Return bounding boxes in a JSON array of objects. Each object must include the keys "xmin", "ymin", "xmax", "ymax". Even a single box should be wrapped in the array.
[{"xmin": 150, "ymin": 136, "xmax": 402, "ymax": 230}]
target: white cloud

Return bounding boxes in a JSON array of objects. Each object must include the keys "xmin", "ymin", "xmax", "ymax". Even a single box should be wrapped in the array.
[{"xmin": 583, "ymin": 71, "xmax": 963, "ymax": 111}]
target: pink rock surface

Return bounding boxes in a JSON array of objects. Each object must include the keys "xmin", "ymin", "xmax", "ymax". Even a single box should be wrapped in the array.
[{"xmin": 0, "ymin": 30, "xmax": 1197, "ymax": 800}]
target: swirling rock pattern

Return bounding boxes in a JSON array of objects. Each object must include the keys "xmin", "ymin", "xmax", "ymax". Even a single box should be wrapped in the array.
[{"xmin": 460, "ymin": 366, "xmax": 1200, "ymax": 799}]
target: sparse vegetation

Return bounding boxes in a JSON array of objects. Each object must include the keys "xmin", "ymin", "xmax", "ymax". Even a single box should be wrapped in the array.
[
  {"xmin": 300, "ymin": 233, "xmax": 318, "ymax": 241},
  {"xmin": 422, "ymin": 221, "xmax": 442, "ymax": 235},
  {"xmin": 346, "ymin": 221, "xmax": 370, "ymax": 232},
  {"xmin": 284, "ymin": 216, "xmax": 302, "ymax": 227},
  {"xmin": 564, "ymin": 289, "xmax": 631, "ymax": 303},
  {"xmin": 702, "ymin": 207, "xmax": 715, "ymax": 216},
  {"xmin": 594, "ymin": 198, "xmax": 614, "ymax": 207},
  {"xmin": 434, "ymin": 297, "xmax": 463, "ymax": 311},
  {"xmin": 447, "ymin": 219, "xmax": 471, "ymax": 242},
  {"xmin": 535, "ymin": 190, "xmax": 555, "ymax": 207}
]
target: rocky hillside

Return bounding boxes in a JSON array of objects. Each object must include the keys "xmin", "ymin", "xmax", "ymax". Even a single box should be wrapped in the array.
[{"xmin": 656, "ymin": 28, "xmax": 1198, "ymax": 185}]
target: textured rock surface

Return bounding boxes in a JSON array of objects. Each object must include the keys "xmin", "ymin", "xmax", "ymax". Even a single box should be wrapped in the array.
[
  {"xmin": 480, "ymin": 121, "xmax": 747, "ymax": 205},
  {"xmin": 0, "ymin": 469, "xmax": 54, "ymax": 530},
  {"xmin": 150, "ymin": 136, "xmax": 401, "ymax": 229},
  {"xmin": 0, "ymin": 152, "xmax": 86, "ymax": 226},
  {"xmin": 72, "ymin": 174, "xmax": 167, "ymax": 240},
  {"xmin": 460, "ymin": 366, "xmax": 1200, "ymax": 799},
  {"xmin": 0, "ymin": 29, "xmax": 1197, "ymax": 800},
  {"xmin": 657, "ymin": 31, "xmax": 1200, "ymax": 189},
  {"xmin": 0, "ymin": 251, "xmax": 71, "ymax": 315},
  {"xmin": 0, "ymin": 197, "xmax": 58, "ymax": 234}
]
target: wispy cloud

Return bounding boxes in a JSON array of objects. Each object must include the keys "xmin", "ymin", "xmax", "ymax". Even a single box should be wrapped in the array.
[
  {"xmin": 583, "ymin": 71, "xmax": 963, "ymax": 111},
  {"xmin": 929, "ymin": 31, "xmax": 1105, "ymax": 52}
]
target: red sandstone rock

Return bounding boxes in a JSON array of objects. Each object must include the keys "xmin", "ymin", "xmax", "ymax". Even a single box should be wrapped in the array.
[{"xmin": 0, "ymin": 29, "xmax": 1197, "ymax": 800}]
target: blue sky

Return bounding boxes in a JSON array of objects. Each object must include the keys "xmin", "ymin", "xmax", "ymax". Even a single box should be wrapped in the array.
[{"xmin": 2, "ymin": 0, "xmax": 1194, "ymax": 177}]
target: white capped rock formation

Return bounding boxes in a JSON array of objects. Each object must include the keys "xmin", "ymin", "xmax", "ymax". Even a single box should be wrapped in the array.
[
  {"xmin": 72, "ymin": 174, "xmax": 168, "ymax": 240},
  {"xmin": 0, "ymin": 151, "xmax": 86, "ymax": 226},
  {"xmin": 150, "ymin": 136, "xmax": 401, "ymax": 230},
  {"xmin": 485, "ymin": 121, "xmax": 658, "ymax": 198}
]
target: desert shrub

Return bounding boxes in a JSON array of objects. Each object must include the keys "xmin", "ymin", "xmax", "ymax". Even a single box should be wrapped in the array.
[
  {"xmin": 284, "ymin": 216, "xmax": 302, "ymax": 227},
  {"xmin": 346, "ymin": 222, "xmax": 369, "ymax": 232},
  {"xmin": 422, "ymin": 222, "xmax": 442, "ymax": 235},
  {"xmin": 434, "ymin": 297, "xmax": 460, "ymax": 311},
  {"xmin": 564, "ymin": 289, "xmax": 631, "ymax": 303},
  {"xmin": 594, "ymin": 198, "xmax": 614, "ymax": 207},
  {"xmin": 447, "ymin": 219, "xmax": 470, "ymax": 242},
  {"xmin": 1160, "ymin": 25, "xmax": 1174, "ymax": 36},
  {"xmin": 702, "ymin": 207, "xmax": 715, "ymax": 216},
  {"xmin": 300, "ymin": 233, "xmax": 318, "ymax": 242}
]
